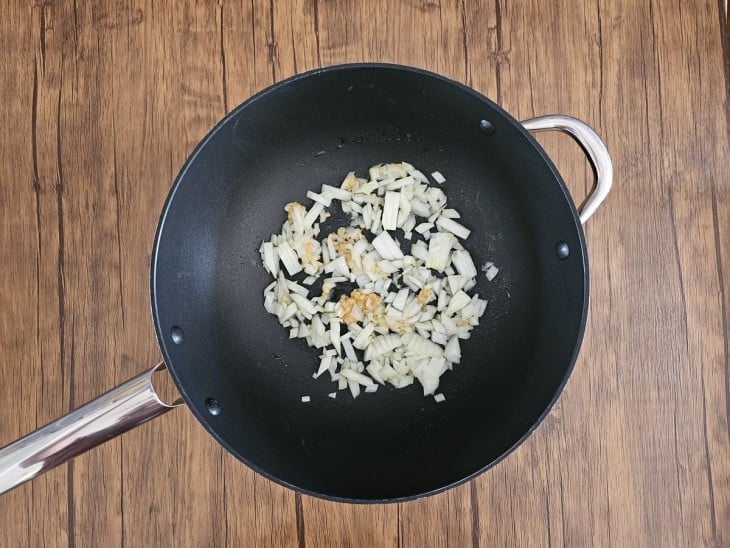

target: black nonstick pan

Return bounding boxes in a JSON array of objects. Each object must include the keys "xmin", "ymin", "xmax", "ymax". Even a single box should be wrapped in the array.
[{"xmin": 0, "ymin": 64, "xmax": 612, "ymax": 501}]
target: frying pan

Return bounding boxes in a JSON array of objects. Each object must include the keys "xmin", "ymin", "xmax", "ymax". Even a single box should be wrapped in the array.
[{"xmin": 0, "ymin": 64, "xmax": 612, "ymax": 501}]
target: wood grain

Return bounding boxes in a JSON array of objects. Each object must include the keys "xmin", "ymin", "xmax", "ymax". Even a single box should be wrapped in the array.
[{"xmin": 0, "ymin": 0, "xmax": 728, "ymax": 546}]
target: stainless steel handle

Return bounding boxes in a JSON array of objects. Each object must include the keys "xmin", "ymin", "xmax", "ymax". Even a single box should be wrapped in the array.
[
  {"xmin": 0, "ymin": 362, "xmax": 182, "ymax": 495},
  {"xmin": 522, "ymin": 115, "xmax": 613, "ymax": 224}
]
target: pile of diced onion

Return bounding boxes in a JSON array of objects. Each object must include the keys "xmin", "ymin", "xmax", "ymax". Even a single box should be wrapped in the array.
[{"xmin": 259, "ymin": 162, "xmax": 493, "ymax": 402}]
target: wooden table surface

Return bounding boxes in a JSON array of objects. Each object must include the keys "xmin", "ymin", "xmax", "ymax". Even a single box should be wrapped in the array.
[{"xmin": 1, "ymin": 1, "xmax": 728, "ymax": 546}]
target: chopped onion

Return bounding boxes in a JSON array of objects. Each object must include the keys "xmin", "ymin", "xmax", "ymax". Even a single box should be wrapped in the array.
[
  {"xmin": 431, "ymin": 171, "xmax": 446, "ymax": 184},
  {"xmin": 411, "ymin": 199, "xmax": 431, "ymax": 218},
  {"xmin": 307, "ymin": 190, "xmax": 332, "ymax": 207},
  {"xmin": 426, "ymin": 232, "xmax": 455, "ymax": 272},
  {"xmin": 473, "ymin": 297, "xmax": 488, "ymax": 318},
  {"xmin": 348, "ymin": 380, "xmax": 361, "ymax": 399},
  {"xmin": 372, "ymin": 231, "xmax": 404, "ymax": 260},
  {"xmin": 261, "ymin": 162, "xmax": 490, "ymax": 400},
  {"xmin": 369, "ymin": 164, "xmax": 383, "ymax": 181},
  {"xmin": 341, "ymin": 368, "xmax": 375, "ymax": 387},
  {"xmin": 402, "ymin": 214, "xmax": 417, "ymax": 234},
  {"xmin": 445, "ymin": 290, "xmax": 471, "ymax": 316},
  {"xmin": 352, "ymin": 322, "xmax": 375, "ymax": 349},
  {"xmin": 392, "ymin": 288, "xmax": 409, "ymax": 311},
  {"xmin": 484, "ymin": 262, "xmax": 500, "ymax": 281},
  {"xmin": 444, "ymin": 336, "xmax": 461, "ymax": 363},
  {"xmin": 261, "ymin": 242, "xmax": 279, "ymax": 276},
  {"xmin": 452, "ymin": 249, "xmax": 477, "ymax": 278},
  {"xmin": 264, "ymin": 293, "xmax": 276, "ymax": 314},
  {"xmin": 342, "ymin": 336, "xmax": 357, "ymax": 361},
  {"xmin": 411, "ymin": 241, "xmax": 429, "ymax": 262},
  {"xmin": 321, "ymin": 184, "xmax": 351, "ymax": 201},
  {"xmin": 290, "ymin": 293, "xmax": 318, "ymax": 318},
  {"xmin": 325, "ymin": 255, "xmax": 350, "ymax": 277},
  {"xmin": 436, "ymin": 216, "xmax": 471, "ymax": 240},
  {"xmin": 378, "ymin": 260, "xmax": 399, "ymax": 274},
  {"xmin": 414, "ymin": 222, "xmax": 434, "ymax": 234},
  {"xmin": 277, "ymin": 241, "xmax": 302, "ymax": 276},
  {"xmin": 330, "ymin": 319, "xmax": 342, "ymax": 355},
  {"xmin": 315, "ymin": 355, "xmax": 332, "ymax": 378},
  {"xmin": 280, "ymin": 302, "xmax": 297, "ymax": 323},
  {"xmin": 431, "ymin": 331, "xmax": 448, "ymax": 345},
  {"xmin": 303, "ymin": 202, "xmax": 325, "ymax": 228},
  {"xmin": 447, "ymin": 275, "xmax": 466, "ymax": 294},
  {"xmin": 286, "ymin": 280, "xmax": 309, "ymax": 297}
]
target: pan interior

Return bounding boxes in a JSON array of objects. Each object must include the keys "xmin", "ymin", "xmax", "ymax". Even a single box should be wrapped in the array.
[{"xmin": 152, "ymin": 65, "xmax": 587, "ymax": 501}]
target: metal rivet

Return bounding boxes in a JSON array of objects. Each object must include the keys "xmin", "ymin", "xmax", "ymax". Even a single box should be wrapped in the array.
[
  {"xmin": 171, "ymin": 326, "xmax": 184, "ymax": 344},
  {"xmin": 479, "ymin": 119, "xmax": 496, "ymax": 135},
  {"xmin": 206, "ymin": 398, "xmax": 222, "ymax": 416},
  {"xmin": 557, "ymin": 242, "xmax": 570, "ymax": 260}
]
